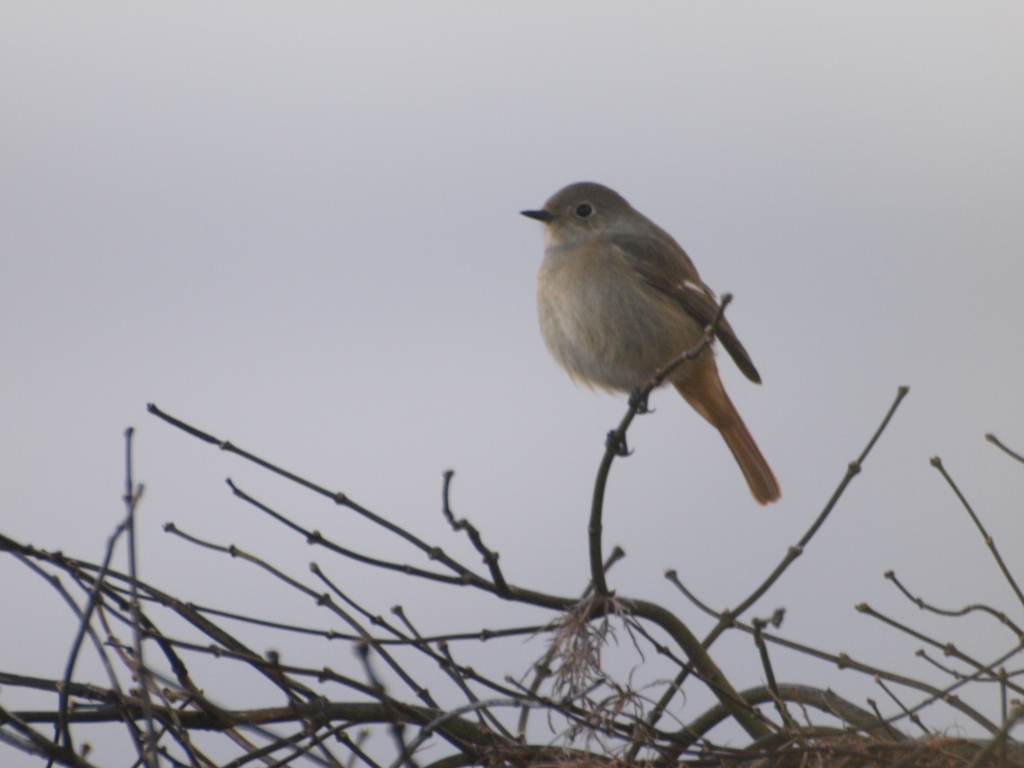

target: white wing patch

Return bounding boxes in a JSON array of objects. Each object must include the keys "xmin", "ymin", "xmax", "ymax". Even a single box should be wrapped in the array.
[{"xmin": 683, "ymin": 280, "xmax": 716, "ymax": 300}]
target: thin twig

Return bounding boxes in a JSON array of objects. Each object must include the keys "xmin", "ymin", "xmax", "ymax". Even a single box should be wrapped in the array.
[
  {"xmin": 740, "ymin": 623, "xmax": 1004, "ymax": 733},
  {"xmin": 356, "ymin": 644, "xmax": 419, "ymax": 768},
  {"xmin": 338, "ymin": 730, "xmax": 383, "ymax": 768},
  {"xmin": 752, "ymin": 616, "xmax": 796, "ymax": 730},
  {"xmin": 931, "ymin": 456, "xmax": 1024, "ymax": 613},
  {"xmin": 622, "ymin": 597, "xmax": 771, "ymax": 741},
  {"xmin": 440, "ymin": 471, "xmax": 508, "ymax": 596},
  {"xmin": 147, "ymin": 403, "xmax": 481, "ymax": 583},
  {"xmin": 875, "ymin": 676, "xmax": 930, "ymax": 735},
  {"xmin": 187, "ymin": 602, "xmax": 543, "ymax": 645},
  {"xmin": 434, "ymin": 638, "xmax": 512, "ymax": 737},
  {"xmin": 725, "ymin": 385, "xmax": 911, "ymax": 626},
  {"xmin": 224, "ymin": 479, "xmax": 475, "ymax": 587},
  {"xmin": 987, "ymin": 433, "xmax": 1024, "ymax": 465},
  {"xmin": 588, "ymin": 295, "xmax": 733, "ymax": 597},
  {"xmin": 664, "ymin": 569, "xmax": 725, "ymax": 620},
  {"xmin": 387, "ymin": 699, "xmax": 522, "ymax": 768},
  {"xmin": 866, "ymin": 698, "xmax": 905, "ymax": 742},
  {"xmin": 915, "ymin": 649, "xmax": 965, "ymax": 680},
  {"xmin": 123, "ymin": 428, "xmax": 159, "ymax": 768},
  {"xmin": 676, "ymin": 684, "xmax": 903, "ymax": 744},
  {"xmin": 0, "ymin": 703, "xmax": 101, "ymax": 768},
  {"xmin": 55, "ymin": 519, "xmax": 135, "ymax": 755},
  {"xmin": 5, "ymin": 552, "xmax": 142, "ymax": 758},
  {"xmin": 884, "ymin": 569, "xmax": 1024, "ymax": 641},
  {"xmin": 856, "ymin": 602, "xmax": 1024, "ymax": 696},
  {"xmin": 262, "ymin": 723, "xmax": 349, "ymax": 768},
  {"xmin": 965, "ymin": 702, "xmax": 1024, "ymax": 768},
  {"xmin": 310, "ymin": 567, "xmax": 440, "ymax": 710},
  {"xmin": 217, "ymin": 727, "xmax": 308, "ymax": 768}
]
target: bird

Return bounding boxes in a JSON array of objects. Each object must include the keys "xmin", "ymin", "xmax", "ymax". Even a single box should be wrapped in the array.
[{"xmin": 522, "ymin": 182, "xmax": 780, "ymax": 504}]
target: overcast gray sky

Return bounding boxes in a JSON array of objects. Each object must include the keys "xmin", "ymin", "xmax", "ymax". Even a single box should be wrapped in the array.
[{"xmin": 2, "ymin": 2, "xmax": 1023, "ymax": 765}]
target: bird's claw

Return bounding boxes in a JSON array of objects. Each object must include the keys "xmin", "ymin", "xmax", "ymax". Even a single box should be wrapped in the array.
[
  {"xmin": 629, "ymin": 388, "xmax": 652, "ymax": 414},
  {"xmin": 605, "ymin": 430, "xmax": 632, "ymax": 457}
]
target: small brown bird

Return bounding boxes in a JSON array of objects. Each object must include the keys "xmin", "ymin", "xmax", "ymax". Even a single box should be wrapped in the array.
[{"xmin": 522, "ymin": 182, "xmax": 780, "ymax": 504}]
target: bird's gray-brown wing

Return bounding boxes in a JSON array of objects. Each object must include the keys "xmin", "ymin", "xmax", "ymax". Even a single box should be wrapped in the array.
[{"xmin": 610, "ymin": 232, "xmax": 762, "ymax": 384}]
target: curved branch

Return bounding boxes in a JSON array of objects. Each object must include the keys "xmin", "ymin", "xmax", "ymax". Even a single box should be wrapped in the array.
[
  {"xmin": 441, "ymin": 471, "xmax": 508, "ymax": 596},
  {"xmin": 676, "ymin": 684, "xmax": 908, "ymax": 748},
  {"xmin": 588, "ymin": 295, "xmax": 732, "ymax": 596},
  {"xmin": 623, "ymin": 598, "xmax": 771, "ymax": 741},
  {"xmin": 885, "ymin": 569, "xmax": 1024, "ymax": 640}
]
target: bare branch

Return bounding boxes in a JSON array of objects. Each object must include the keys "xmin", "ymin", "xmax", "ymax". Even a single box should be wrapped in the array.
[
  {"xmin": 440, "ymin": 471, "xmax": 508, "ymax": 596},
  {"xmin": 986, "ymin": 433, "xmax": 1024, "ymax": 465},
  {"xmin": 875, "ymin": 676, "xmax": 930, "ymax": 735},
  {"xmin": 751, "ymin": 615, "xmax": 796, "ymax": 730},
  {"xmin": 644, "ymin": 386, "xmax": 910, "ymax": 747},
  {"xmin": 678, "ymin": 684, "xmax": 903, "ymax": 744},
  {"xmin": 147, "ymin": 403, "xmax": 481, "ymax": 582},
  {"xmin": 884, "ymin": 569, "xmax": 1024, "ymax": 641},
  {"xmin": 588, "ymin": 294, "xmax": 734, "ymax": 597},
  {"xmin": 0, "ymin": 703, "xmax": 101, "ymax": 768},
  {"xmin": 931, "ymin": 455, "xmax": 1024, "ymax": 613}
]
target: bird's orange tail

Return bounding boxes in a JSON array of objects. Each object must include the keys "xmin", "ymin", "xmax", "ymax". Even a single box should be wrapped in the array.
[{"xmin": 673, "ymin": 361, "xmax": 780, "ymax": 505}]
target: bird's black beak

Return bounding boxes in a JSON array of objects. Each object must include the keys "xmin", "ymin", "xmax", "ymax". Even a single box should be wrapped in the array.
[{"xmin": 520, "ymin": 209, "xmax": 554, "ymax": 223}]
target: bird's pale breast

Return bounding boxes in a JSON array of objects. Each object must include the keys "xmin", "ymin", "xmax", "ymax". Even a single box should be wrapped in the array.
[{"xmin": 537, "ymin": 241, "xmax": 705, "ymax": 392}]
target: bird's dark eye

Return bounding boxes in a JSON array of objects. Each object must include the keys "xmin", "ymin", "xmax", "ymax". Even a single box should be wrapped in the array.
[{"xmin": 575, "ymin": 203, "xmax": 593, "ymax": 218}]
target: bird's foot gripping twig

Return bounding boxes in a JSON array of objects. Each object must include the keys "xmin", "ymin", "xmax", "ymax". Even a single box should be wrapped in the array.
[
  {"xmin": 628, "ymin": 387, "xmax": 653, "ymax": 415},
  {"xmin": 604, "ymin": 430, "xmax": 631, "ymax": 457}
]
